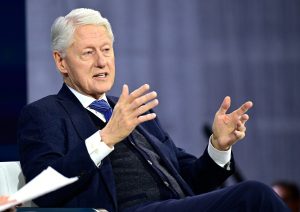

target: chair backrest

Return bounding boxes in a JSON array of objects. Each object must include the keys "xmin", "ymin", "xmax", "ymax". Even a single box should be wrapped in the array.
[{"xmin": 0, "ymin": 161, "xmax": 36, "ymax": 207}]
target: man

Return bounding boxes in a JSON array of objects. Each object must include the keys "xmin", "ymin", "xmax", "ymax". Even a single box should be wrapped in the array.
[{"xmin": 18, "ymin": 8, "xmax": 288, "ymax": 212}]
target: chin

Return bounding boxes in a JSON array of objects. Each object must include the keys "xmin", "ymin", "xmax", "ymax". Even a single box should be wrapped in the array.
[{"xmin": 95, "ymin": 86, "xmax": 112, "ymax": 95}]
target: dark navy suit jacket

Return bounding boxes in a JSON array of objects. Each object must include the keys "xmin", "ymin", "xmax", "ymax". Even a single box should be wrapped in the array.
[{"xmin": 18, "ymin": 84, "xmax": 234, "ymax": 212}]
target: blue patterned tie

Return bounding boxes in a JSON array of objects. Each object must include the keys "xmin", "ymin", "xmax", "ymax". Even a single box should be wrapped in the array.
[{"xmin": 89, "ymin": 99, "xmax": 112, "ymax": 122}]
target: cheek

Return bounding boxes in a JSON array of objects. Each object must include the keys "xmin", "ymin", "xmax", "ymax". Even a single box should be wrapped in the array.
[
  {"xmin": 72, "ymin": 62, "xmax": 93, "ymax": 76},
  {"xmin": 68, "ymin": 66, "xmax": 89, "ymax": 82},
  {"xmin": 108, "ymin": 59, "xmax": 115, "ymax": 72}
]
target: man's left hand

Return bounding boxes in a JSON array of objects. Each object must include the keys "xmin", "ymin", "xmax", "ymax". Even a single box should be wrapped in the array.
[{"xmin": 211, "ymin": 96, "xmax": 253, "ymax": 151}]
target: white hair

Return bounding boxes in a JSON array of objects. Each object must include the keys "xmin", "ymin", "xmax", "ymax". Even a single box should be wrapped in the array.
[{"xmin": 51, "ymin": 8, "xmax": 114, "ymax": 57}]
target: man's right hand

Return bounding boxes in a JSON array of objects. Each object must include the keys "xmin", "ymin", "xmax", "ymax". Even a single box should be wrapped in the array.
[{"xmin": 100, "ymin": 84, "xmax": 159, "ymax": 147}]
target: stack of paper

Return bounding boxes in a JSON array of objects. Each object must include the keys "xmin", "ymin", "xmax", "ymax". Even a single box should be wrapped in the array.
[{"xmin": 0, "ymin": 167, "xmax": 78, "ymax": 212}]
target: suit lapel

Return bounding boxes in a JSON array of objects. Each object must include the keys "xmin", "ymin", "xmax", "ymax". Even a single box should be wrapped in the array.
[
  {"xmin": 135, "ymin": 124, "xmax": 174, "ymax": 166},
  {"xmin": 107, "ymin": 95, "xmax": 171, "ymax": 166},
  {"xmin": 57, "ymin": 85, "xmax": 118, "ymax": 207},
  {"xmin": 57, "ymin": 84, "xmax": 98, "ymax": 140},
  {"xmin": 136, "ymin": 123, "xmax": 195, "ymax": 196}
]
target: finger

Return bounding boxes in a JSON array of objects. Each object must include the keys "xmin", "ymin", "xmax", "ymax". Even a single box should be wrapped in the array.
[
  {"xmin": 237, "ymin": 121, "xmax": 246, "ymax": 132},
  {"xmin": 131, "ymin": 91, "xmax": 158, "ymax": 110},
  {"xmin": 134, "ymin": 99, "xmax": 159, "ymax": 117},
  {"xmin": 234, "ymin": 130, "xmax": 245, "ymax": 140},
  {"xmin": 217, "ymin": 96, "xmax": 231, "ymax": 115},
  {"xmin": 128, "ymin": 84, "xmax": 150, "ymax": 101},
  {"xmin": 240, "ymin": 114, "xmax": 249, "ymax": 124},
  {"xmin": 0, "ymin": 196, "xmax": 10, "ymax": 202},
  {"xmin": 137, "ymin": 113, "xmax": 157, "ymax": 124},
  {"xmin": 234, "ymin": 101, "xmax": 253, "ymax": 116}
]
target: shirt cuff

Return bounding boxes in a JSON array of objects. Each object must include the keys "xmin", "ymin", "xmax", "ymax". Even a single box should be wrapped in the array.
[
  {"xmin": 207, "ymin": 135, "xmax": 231, "ymax": 168},
  {"xmin": 85, "ymin": 130, "xmax": 114, "ymax": 167}
]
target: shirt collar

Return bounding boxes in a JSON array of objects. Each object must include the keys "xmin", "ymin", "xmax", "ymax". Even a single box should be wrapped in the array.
[{"xmin": 67, "ymin": 85, "xmax": 108, "ymax": 109}]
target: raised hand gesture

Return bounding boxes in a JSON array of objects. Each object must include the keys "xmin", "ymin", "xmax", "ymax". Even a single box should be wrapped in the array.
[
  {"xmin": 212, "ymin": 96, "xmax": 253, "ymax": 151},
  {"xmin": 101, "ymin": 84, "xmax": 158, "ymax": 147}
]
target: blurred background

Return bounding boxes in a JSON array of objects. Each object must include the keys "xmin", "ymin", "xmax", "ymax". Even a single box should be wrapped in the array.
[{"xmin": 0, "ymin": 0, "xmax": 299, "ymax": 188}]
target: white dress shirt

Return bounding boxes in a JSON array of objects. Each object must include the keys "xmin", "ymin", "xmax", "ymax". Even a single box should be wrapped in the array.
[{"xmin": 67, "ymin": 86, "xmax": 231, "ymax": 168}]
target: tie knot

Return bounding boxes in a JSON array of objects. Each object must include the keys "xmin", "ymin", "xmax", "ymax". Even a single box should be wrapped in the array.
[{"xmin": 89, "ymin": 99, "xmax": 112, "ymax": 121}]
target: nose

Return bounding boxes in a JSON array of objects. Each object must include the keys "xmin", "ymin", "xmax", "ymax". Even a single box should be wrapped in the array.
[{"xmin": 95, "ymin": 51, "xmax": 106, "ymax": 69}]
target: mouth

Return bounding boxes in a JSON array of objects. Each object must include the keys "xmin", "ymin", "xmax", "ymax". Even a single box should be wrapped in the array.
[{"xmin": 93, "ymin": 72, "xmax": 109, "ymax": 78}]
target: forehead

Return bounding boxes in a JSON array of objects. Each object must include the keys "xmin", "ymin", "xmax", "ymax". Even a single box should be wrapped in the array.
[{"xmin": 72, "ymin": 25, "xmax": 112, "ymax": 46}]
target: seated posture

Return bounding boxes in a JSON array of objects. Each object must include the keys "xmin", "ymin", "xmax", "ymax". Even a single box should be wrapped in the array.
[{"xmin": 18, "ymin": 8, "xmax": 288, "ymax": 212}]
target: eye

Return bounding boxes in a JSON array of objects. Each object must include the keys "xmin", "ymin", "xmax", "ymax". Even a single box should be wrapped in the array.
[
  {"xmin": 102, "ymin": 46, "xmax": 111, "ymax": 55},
  {"xmin": 83, "ymin": 50, "xmax": 94, "ymax": 55},
  {"xmin": 103, "ymin": 48, "xmax": 110, "ymax": 52}
]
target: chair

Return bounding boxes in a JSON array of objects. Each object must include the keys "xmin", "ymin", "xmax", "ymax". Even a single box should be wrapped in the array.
[
  {"xmin": 0, "ymin": 162, "xmax": 109, "ymax": 211},
  {"xmin": 0, "ymin": 161, "xmax": 36, "ymax": 207}
]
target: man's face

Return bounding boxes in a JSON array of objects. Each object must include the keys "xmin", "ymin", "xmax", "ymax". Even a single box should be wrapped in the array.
[{"xmin": 54, "ymin": 25, "xmax": 115, "ymax": 99}]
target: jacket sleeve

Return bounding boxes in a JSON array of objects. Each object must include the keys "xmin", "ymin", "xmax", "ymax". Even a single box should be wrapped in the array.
[
  {"xmin": 176, "ymin": 146, "xmax": 235, "ymax": 194},
  {"xmin": 152, "ymin": 116, "xmax": 235, "ymax": 195},
  {"xmin": 17, "ymin": 103, "xmax": 100, "ymax": 206}
]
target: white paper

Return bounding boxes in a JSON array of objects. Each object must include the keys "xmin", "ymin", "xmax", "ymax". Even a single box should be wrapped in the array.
[{"xmin": 0, "ymin": 167, "xmax": 78, "ymax": 212}]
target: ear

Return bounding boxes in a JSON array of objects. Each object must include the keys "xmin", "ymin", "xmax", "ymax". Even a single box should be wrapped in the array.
[{"xmin": 53, "ymin": 51, "xmax": 68, "ymax": 75}]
